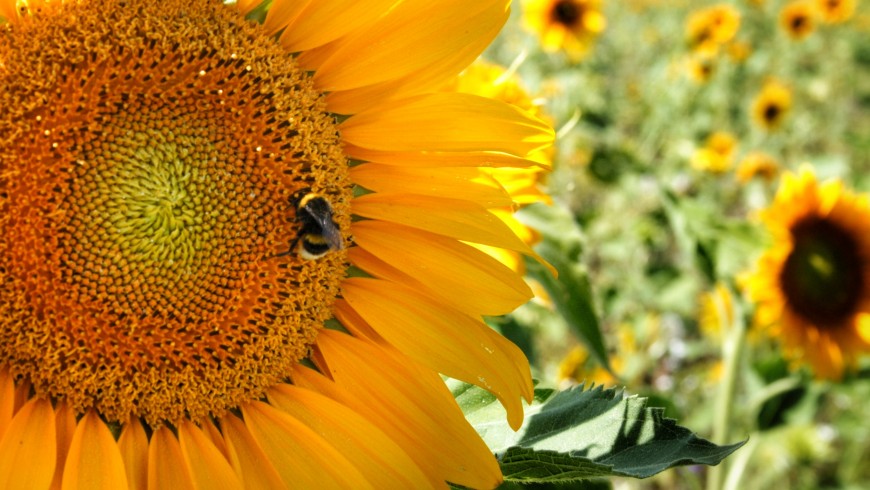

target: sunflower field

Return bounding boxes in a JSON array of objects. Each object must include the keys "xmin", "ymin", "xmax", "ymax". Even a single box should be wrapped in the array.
[
  {"xmin": 0, "ymin": 0, "xmax": 867, "ymax": 489},
  {"xmin": 477, "ymin": 0, "xmax": 869, "ymax": 488}
]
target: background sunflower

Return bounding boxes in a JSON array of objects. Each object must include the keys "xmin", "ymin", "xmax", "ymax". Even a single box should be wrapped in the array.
[
  {"xmin": 742, "ymin": 169, "xmax": 870, "ymax": 380},
  {"xmin": 752, "ymin": 79, "xmax": 793, "ymax": 131}
]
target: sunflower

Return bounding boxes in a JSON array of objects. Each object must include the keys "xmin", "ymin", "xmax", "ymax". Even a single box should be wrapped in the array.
[
  {"xmin": 557, "ymin": 345, "xmax": 618, "ymax": 388},
  {"xmin": 741, "ymin": 169, "xmax": 870, "ymax": 379},
  {"xmin": 698, "ymin": 283, "xmax": 735, "ymax": 341},
  {"xmin": 751, "ymin": 79, "xmax": 793, "ymax": 131},
  {"xmin": 726, "ymin": 40, "xmax": 752, "ymax": 63},
  {"xmin": 522, "ymin": 0, "xmax": 607, "ymax": 61},
  {"xmin": 685, "ymin": 51, "xmax": 718, "ymax": 83},
  {"xmin": 691, "ymin": 131, "xmax": 738, "ymax": 173},
  {"xmin": 815, "ymin": 0, "xmax": 856, "ymax": 23},
  {"xmin": 780, "ymin": 0, "xmax": 816, "ymax": 40},
  {"xmin": 736, "ymin": 151, "xmax": 780, "ymax": 183},
  {"xmin": 685, "ymin": 4, "xmax": 741, "ymax": 55},
  {"xmin": 0, "ymin": 0, "xmax": 554, "ymax": 488}
]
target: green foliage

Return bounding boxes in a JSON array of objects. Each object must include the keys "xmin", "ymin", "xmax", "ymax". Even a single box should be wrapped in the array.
[
  {"xmin": 451, "ymin": 380, "xmax": 744, "ymax": 484},
  {"xmin": 482, "ymin": 0, "xmax": 869, "ymax": 488},
  {"xmin": 521, "ymin": 203, "xmax": 610, "ymax": 373}
]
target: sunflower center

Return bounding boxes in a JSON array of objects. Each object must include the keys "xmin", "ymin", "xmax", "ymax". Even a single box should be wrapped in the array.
[
  {"xmin": 780, "ymin": 217, "xmax": 864, "ymax": 328},
  {"xmin": 0, "ymin": 0, "xmax": 350, "ymax": 426},
  {"xmin": 791, "ymin": 15, "xmax": 808, "ymax": 31},
  {"xmin": 552, "ymin": 0, "xmax": 582, "ymax": 27},
  {"xmin": 764, "ymin": 104, "xmax": 782, "ymax": 124}
]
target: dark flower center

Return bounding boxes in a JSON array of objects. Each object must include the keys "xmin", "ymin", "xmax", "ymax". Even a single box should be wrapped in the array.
[
  {"xmin": 791, "ymin": 15, "xmax": 808, "ymax": 31},
  {"xmin": 780, "ymin": 217, "xmax": 864, "ymax": 328},
  {"xmin": 764, "ymin": 104, "xmax": 782, "ymax": 124},
  {"xmin": 552, "ymin": 0, "xmax": 582, "ymax": 27}
]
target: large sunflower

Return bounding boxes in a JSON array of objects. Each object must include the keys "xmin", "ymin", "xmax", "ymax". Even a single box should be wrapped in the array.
[
  {"xmin": 742, "ymin": 169, "xmax": 870, "ymax": 380},
  {"xmin": 0, "ymin": 0, "xmax": 554, "ymax": 488}
]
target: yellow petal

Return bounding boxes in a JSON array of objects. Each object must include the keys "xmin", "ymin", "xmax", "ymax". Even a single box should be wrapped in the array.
[
  {"xmin": 0, "ymin": 398, "xmax": 56, "ymax": 490},
  {"xmin": 350, "ymin": 220, "xmax": 532, "ymax": 314},
  {"xmin": 219, "ymin": 415, "xmax": 286, "ymax": 490},
  {"xmin": 49, "ymin": 403, "xmax": 76, "ymax": 490},
  {"xmin": 319, "ymin": 3, "xmax": 507, "ymax": 113},
  {"xmin": 351, "ymin": 192, "xmax": 539, "ymax": 254},
  {"xmin": 0, "ymin": 368, "xmax": 14, "ymax": 442},
  {"xmin": 340, "ymin": 92, "xmax": 553, "ymax": 156},
  {"xmin": 233, "ymin": 0, "xmax": 262, "ymax": 15},
  {"xmin": 199, "ymin": 422, "xmax": 230, "ymax": 463},
  {"xmin": 278, "ymin": 0, "xmax": 398, "ymax": 52},
  {"xmin": 177, "ymin": 421, "xmax": 243, "ymax": 490},
  {"xmin": 350, "ymin": 164, "xmax": 513, "ymax": 208},
  {"xmin": 262, "ymin": 0, "xmax": 313, "ymax": 35},
  {"xmin": 341, "ymin": 277, "xmax": 531, "ymax": 427},
  {"xmin": 266, "ymin": 385, "xmax": 436, "ymax": 489},
  {"xmin": 61, "ymin": 410, "xmax": 129, "ymax": 490},
  {"xmin": 307, "ymin": 332, "xmax": 502, "ymax": 489},
  {"xmin": 13, "ymin": 378, "xmax": 30, "ymax": 413},
  {"xmin": 344, "ymin": 146, "xmax": 541, "ymax": 168},
  {"xmin": 351, "ymin": 192, "xmax": 557, "ymax": 276},
  {"xmin": 0, "ymin": 0, "xmax": 17, "ymax": 22},
  {"xmin": 323, "ymin": 31, "xmax": 495, "ymax": 115},
  {"xmin": 148, "ymin": 427, "xmax": 195, "ymax": 490},
  {"xmin": 240, "ymin": 401, "xmax": 372, "ymax": 490},
  {"xmin": 308, "ymin": 0, "xmax": 506, "ymax": 92},
  {"xmin": 333, "ymin": 299, "xmax": 384, "ymax": 341},
  {"xmin": 118, "ymin": 419, "xmax": 148, "ymax": 490}
]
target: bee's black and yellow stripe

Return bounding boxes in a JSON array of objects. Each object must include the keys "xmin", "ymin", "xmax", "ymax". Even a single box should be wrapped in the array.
[
  {"xmin": 276, "ymin": 189, "xmax": 344, "ymax": 260},
  {"xmin": 298, "ymin": 233, "xmax": 334, "ymax": 260}
]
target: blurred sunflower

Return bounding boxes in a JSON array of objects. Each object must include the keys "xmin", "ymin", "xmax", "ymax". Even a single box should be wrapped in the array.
[
  {"xmin": 522, "ymin": 0, "xmax": 607, "ymax": 61},
  {"xmin": 691, "ymin": 131, "xmax": 738, "ymax": 173},
  {"xmin": 736, "ymin": 151, "xmax": 780, "ymax": 183},
  {"xmin": 780, "ymin": 0, "xmax": 816, "ymax": 40},
  {"xmin": 726, "ymin": 40, "xmax": 752, "ymax": 63},
  {"xmin": 0, "ymin": 0, "xmax": 553, "ymax": 488},
  {"xmin": 698, "ymin": 283, "xmax": 735, "ymax": 340},
  {"xmin": 685, "ymin": 4, "xmax": 741, "ymax": 55},
  {"xmin": 752, "ymin": 79, "xmax": 793, "ymax": 131},
  {"xmin": 685, "ymin": 51, "xmax": 718, "ymax": 83},
  {"xmin": 741, "ymin": 169, "xmax": 870, "ymax": 379},
  {"xmin": 815, "ymin": 0, "xmax": 856, "ymax": 23},
  {"xmin": 558, "ymin": 345, "xmax": 618, "ymax": 388}
]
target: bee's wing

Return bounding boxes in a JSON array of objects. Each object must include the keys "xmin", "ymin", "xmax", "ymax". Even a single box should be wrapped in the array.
[
  {"xmin": 305, "ymin": 199, "xmax": 344, "ymax": 249},
  {"xmin": 320, "ymin": 222, "xmax": 344, "ymax": 250}
]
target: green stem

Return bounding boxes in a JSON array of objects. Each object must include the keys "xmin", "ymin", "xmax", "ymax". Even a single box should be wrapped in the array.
[{"xmin": 706, "ymin": 289, "xmax": 746, "ymax": 490}]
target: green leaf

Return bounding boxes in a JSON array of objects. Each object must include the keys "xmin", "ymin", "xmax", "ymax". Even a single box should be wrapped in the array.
[
  {"xmin": 499, "ymin": 448, "xmax": 614, "ymax": 481},
  {"xmin": 520, "ymin": 204, "xmax": 610, "ymax": 372},
  {"xmin": 451, "ymin": 380, "xmax": 745, "ymax": 483}
]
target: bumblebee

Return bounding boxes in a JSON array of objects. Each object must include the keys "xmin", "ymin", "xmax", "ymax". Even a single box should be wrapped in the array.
[{"xmin": 277, "ymin": 189, "xmax": 344, "ymax": 260}]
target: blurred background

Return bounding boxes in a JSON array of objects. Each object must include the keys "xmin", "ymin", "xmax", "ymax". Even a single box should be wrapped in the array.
[{"xmin": 476, "ymin": 1, "xmax": 869, "ymax": 488}]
